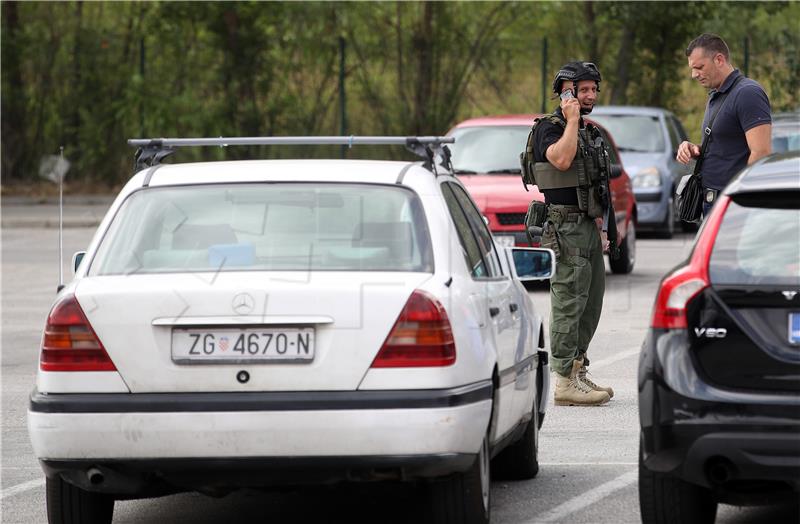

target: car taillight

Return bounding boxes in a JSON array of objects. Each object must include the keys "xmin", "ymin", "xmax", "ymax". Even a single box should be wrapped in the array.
[
  {"xmin": 651, "ymin": 195, "xmax": 730, "ymax": 329},
  {"xmin": 371, "ymin": 290, "xmax": 456, "ymax": 367},
  {"xmin": 40, "ymin": 294, "xmax": 116, "ymax": 371}
]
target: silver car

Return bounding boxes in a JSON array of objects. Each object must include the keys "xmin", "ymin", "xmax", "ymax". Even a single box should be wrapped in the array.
[{"xmin": 590, "ymin": 106, "xmax": 690, "ymax": 238}]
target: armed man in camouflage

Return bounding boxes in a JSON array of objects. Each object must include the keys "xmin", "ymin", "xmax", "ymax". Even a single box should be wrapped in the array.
[{"xmin": 520, "ymin": 62, "xmax": 617, "ymax": 406}]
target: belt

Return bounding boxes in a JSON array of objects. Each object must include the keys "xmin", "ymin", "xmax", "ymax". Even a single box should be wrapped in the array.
[
  {"xmin": 563, "ymin": 213, "xmax": 587, "ymax": 223},
  {"xmin": 548, "ymin": 205, "xmax": 588, "ymax": 223}
]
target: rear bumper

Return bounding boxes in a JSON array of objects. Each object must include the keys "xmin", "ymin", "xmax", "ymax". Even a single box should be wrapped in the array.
[
  {"xmin": 28, "ymin": 382, "xmax": 492, "ymax": 484},
  {"xmin": 41, "ymin": 454, "xmax": 476, "ymax": 496},
  {"xmin": 681, "ymin": 432, "xmax": 800, "ymax": 490},
  {"xmin": 638, "ymin": 330, "xmax": 800, "ymax": 494}
]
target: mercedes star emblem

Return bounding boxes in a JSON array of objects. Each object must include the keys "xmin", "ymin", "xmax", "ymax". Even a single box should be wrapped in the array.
[{"xmin": 232, "ymin": 292, "xmax": 255, "ymax": 315}]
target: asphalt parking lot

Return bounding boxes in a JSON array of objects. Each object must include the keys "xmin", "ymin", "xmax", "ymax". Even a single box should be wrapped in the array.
[{"xmin": 2, "ymin": 202, "xmax": 798, "ymax": 523}]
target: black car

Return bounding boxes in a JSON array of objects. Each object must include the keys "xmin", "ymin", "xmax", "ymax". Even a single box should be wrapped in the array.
[{"xmin": 638, "ymin": 151, "xmax": 800, "ymax": 523}]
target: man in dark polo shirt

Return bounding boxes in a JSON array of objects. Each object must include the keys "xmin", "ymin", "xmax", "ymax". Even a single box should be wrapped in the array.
[{"xmin": 677, "ymin": 33, "xmax": 772, "ymax": 215}]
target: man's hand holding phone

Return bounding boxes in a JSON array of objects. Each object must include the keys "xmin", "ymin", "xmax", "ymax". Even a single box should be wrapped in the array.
[{"xmin": 560, "ymin": 90, "xmax": 580, "ymax": 122}]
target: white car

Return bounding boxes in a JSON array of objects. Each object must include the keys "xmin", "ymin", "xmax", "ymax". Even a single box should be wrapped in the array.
[{"xmin": 28, "ymin": 137, "xmax": 552, "ymax": 524}]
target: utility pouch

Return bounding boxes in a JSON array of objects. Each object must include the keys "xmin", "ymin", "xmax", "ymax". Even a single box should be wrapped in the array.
[
  {"xmin": 526, "ymin": 200, "xmax": 548, "ymax": 228},
  {"xmin": 525, "ymin": 200, "xmax": 548, "ymax": 245},
  {"xmin": 540, "ymin": 220, "xmax": 560, "ymax": 261},
  {"xmin": 575, "ymin": 159, "xmax": 590, "ymax": 213},
  {"xmin": 586, "ymin": 186, "xmax": 604, "ymax": 219},
  {"xmin": 520, "ymin": 126, "xmax": 537, "ymax": 190}
]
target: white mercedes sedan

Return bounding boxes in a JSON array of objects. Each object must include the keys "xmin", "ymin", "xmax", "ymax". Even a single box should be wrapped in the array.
[{"xmin": 28, "ymin": 144, "xmax": 552, "ymax": 524}]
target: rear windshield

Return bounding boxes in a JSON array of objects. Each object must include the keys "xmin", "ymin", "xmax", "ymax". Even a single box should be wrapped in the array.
[
  {"xmin": 588, "ymin": 114, "xmax": 665, "ymax": 153},
  {"xmin": 448, "ymin": 126, "xmax": 528, "ymax": 173},
  {"xmin": 709, "ymin": 200, "xmax": 800, "ymax": 286},
  {"xmin": 90, "ymin": 183, "xmax": 433, "ymax": 275}
]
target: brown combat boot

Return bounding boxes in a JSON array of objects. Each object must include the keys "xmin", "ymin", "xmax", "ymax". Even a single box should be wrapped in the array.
[
  {"xmin": 554, "ymin": 359, "xmax": 610, "ymax": 406},
  {"xmin": 578, "ymin": 362, "xmax": 614, "ymax": 398}
]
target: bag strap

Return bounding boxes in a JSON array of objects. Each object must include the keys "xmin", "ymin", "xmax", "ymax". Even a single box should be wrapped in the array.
[{"xmin": 693, "ymin": 75, "xmax": 744, "ymax": 176}]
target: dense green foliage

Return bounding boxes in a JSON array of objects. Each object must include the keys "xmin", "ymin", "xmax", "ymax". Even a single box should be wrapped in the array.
[{"xmin": 2, "ymin": 1, "xmax": 797, "ymax": 185}]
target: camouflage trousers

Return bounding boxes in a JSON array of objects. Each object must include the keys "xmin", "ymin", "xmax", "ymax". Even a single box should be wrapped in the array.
[{"xmin": 540, "ymin": 205, "xmax": 605, "ymax": 377}]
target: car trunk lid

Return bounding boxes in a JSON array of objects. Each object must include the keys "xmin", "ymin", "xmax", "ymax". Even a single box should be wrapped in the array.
[
  {"xmin": 694, "ymin": 194, "xmax": 800, "ymax": 392},
  {"xmin": 75, "ymin": 272, "xmax": 432, "ymax": 392}
]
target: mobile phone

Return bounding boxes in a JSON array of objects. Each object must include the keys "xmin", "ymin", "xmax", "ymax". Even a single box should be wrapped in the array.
[{"xmin": 559, "ymin": 90, "xmax": 574, "ymax": 101}]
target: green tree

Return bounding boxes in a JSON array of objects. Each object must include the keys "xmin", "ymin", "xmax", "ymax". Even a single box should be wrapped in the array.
[{"xmin": 1, "ymin": 1, "xmax": 796, "ymax": 185}]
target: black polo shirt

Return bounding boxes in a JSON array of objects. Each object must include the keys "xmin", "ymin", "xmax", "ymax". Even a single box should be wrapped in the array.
[
  {"xmin": 700, "ymin": 69, "xmax": 771, "ymax": 190},
  {"xmin": 531, "ymin": 107, "xmax": 579, "ymax": 205}
]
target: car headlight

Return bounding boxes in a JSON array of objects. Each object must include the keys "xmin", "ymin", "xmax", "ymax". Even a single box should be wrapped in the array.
[{"xmin": 632, "ymin": 167, "xmax": 662, "ymax": 188}]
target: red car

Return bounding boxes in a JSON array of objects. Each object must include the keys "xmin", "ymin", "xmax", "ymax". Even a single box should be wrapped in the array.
[{"xmin": 447, "ymin": 114, "xmax": 637, "ymax": 274}]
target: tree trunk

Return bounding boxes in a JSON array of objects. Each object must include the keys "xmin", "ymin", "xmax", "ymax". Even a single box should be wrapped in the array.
[
  {"xmin": 412, "ymin": 2, "xmax": 435, "ymax": 134},
  {"xmin": 583, "ymin": 2, "xmax": 598, "ymax": 64},
  {"xmin": 610, "ymin": 24, "xmax": 635, "ymax": 105},
  {"xmin": 1, "ymin": 1, "xmax": 27, "ymax": 179},
  {"xmin": 68, "ymin": 2, "xmax": 84, "ymax": 152},
  {"xmin": 396, "ymin": 3, "xmax": 410, "ymax": 120},
  {"xmin": 649, "ymin": 33, "xmax": 669, "ymax": 107}
]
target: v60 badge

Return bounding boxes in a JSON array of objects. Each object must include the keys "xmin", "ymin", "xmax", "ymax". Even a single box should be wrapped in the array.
[{"xmin": 694, "ymin": 327, "xmax": 727, "ymax": 339}]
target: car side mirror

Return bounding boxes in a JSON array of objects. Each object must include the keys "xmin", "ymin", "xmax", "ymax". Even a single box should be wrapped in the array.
[
  {"xmin": 72, "ymin": 251, "xmax": 86, "ymax": 274},
  {"xmin": 610, "ymin": 164, "xmax": 623, "ymax": 179},
  {"xmin": 510, "ymin": 247, "xmax": 555, "ymax": 281}
]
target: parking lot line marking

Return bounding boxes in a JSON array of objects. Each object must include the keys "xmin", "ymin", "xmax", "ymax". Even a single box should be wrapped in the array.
[
  {"xmin": 588, "ymin": 347, "xmax": 641, "ymax": 371},
  {"xmin": 523, "ymin": 469, "xmax": 637, "ymax": 523},
  {"xmin": 538, "ymin": 462, "xmax": 636, "ymax": 466},
  {"xmin": 0, "ymin": 478, "xmax": 44, "ymax": 500}
]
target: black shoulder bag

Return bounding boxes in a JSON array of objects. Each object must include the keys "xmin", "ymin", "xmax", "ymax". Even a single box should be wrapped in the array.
[{"xmin": 677, "ymin": 76, "xmax": 743, "ymax": 223}]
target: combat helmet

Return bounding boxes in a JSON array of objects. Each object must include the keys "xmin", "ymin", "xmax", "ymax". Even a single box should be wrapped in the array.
[{"xmin": 551, "ymin": 61, "xmax": 602, "ymax": 95}]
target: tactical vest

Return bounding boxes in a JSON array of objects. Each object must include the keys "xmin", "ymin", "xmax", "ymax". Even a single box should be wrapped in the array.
[{"xmin": 520, "ymin": 114, "xmax": 609, "ymax": 219}]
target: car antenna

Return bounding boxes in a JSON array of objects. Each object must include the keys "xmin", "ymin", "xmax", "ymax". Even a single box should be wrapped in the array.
[
  {"xmin": 58, "ymin": 147, "xmax": 64, "ymax": 291},
  {"xmin": 39, "ymin": 147, "xmax": 71, "ymax": 292}
]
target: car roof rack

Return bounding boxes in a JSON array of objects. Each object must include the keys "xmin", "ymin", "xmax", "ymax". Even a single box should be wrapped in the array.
[{"xmin": 128, "ymin": 136, "xmax": 455, "ymax": 176}]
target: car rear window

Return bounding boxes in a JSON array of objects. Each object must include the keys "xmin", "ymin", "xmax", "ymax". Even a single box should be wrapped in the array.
[
  {"xmin": 449, "ymin": 126, "xmax": 529, "ymax": 173},
  {"xmin": 588, "ymin": 114, "xmax": 665, "ymax": 153},
  {"xmin": 709, "ymin": 198, "xmax": 800, "ymax": 286},
  {"xmin": 90, "ymin": 183, "xmax": 433, "ymax": 275}
]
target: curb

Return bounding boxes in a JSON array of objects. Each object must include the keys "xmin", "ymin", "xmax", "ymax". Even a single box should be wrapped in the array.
[
  {"xmin": 2, "ymin": 195, "xmax": 115, "ymax": 206},
  {"xmin": 2, "ymin": 201, "xmax": 110, "ymax": 229},
  {"xmin": 2, "ymin": 219, "xmax": 101, "ymax": 229}
]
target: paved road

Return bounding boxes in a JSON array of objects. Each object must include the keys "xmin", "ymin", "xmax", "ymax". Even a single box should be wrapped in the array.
[{"xmin": 2, "ymin": 213, "xmax": 797, "ymax": 523}]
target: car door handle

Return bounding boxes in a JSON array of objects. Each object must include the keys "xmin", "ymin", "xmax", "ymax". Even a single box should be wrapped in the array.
[
  {"xmin": 489, "ymin": 307, "xmax": 500, "ymax": 318},
  {"xmin": 509, "ymin": 303, "xmax": 518, "ymax": 313}
]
